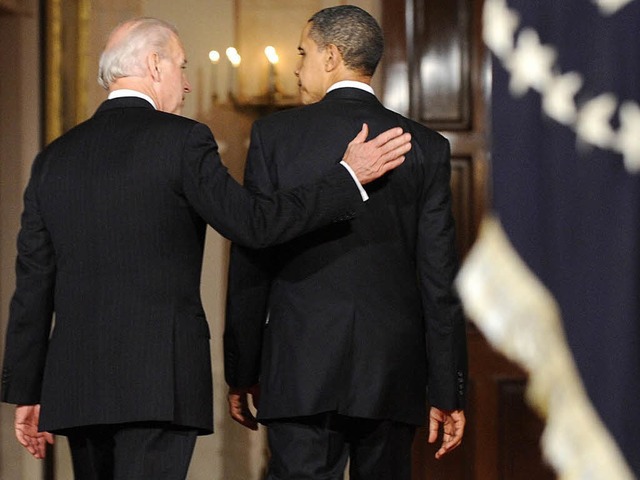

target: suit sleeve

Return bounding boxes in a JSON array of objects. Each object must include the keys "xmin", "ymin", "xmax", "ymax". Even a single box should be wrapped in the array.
[
  {"xmin": 416, "ymin": 137, "xmax": 468, "ymax": 410},
  {"xmin": 181, "ymin": 122, "xmax": 359, "ymax": 248},
  {"xmin": 2, "ymin": 157, "xmax": 56, "ymax": 405},
  {"xmin": 224, "ymin": 124, "xmax": 277, "ymax": 388}
]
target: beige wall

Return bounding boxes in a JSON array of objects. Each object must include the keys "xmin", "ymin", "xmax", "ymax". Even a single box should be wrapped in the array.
[{"xmin": 1, "ymin": 1, "xmax": 380, "ymax": 478}]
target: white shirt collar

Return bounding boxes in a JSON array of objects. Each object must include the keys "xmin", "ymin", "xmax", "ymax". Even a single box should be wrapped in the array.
[
  {"xmin": 326, "ymin": 81, "xmax": 375, "ymax": 96},
  {"xmin": 108, "ymin": 89, "xmax": 157, "ymax": 110}
]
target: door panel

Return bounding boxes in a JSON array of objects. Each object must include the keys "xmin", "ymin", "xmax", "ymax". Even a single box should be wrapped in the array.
[
  {"xmin": 451, "ymin": 156, "xmax": 474, "ymax": 257},
  {"xmin": 409, "ymin": 0, "xmax": 471, "ymax": 128}
]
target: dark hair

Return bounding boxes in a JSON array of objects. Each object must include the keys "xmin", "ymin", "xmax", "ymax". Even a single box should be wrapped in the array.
[{"xmin": 308, "ymin": 5, "xmax": 383, "ymax": 77}]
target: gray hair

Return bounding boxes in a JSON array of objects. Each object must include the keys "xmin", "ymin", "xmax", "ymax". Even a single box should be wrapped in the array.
[
  {"xmin": 308, "ymin": 5, "xmax": 383, "ymax": 77},
  {"xmin": 98, "ymin": 17, "xmax": 178, "ymax": 89}
]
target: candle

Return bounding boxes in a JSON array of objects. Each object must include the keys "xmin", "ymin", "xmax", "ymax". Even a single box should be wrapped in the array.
[
  {"xmin": 264, "ymin": 46, "xmax": 279, "ymax": 100},
  {"xmin": 208, "ymin": 50, "xmax": 220, "ymax": 103},
  {"xmin": 225, "ymin": 47, "xmax": 241, "ymax": 100}
]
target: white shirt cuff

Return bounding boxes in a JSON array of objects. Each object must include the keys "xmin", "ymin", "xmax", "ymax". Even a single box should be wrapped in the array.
[{"xmin": 340, "ymin": 161, "xmax": 369, "ymax": 201}]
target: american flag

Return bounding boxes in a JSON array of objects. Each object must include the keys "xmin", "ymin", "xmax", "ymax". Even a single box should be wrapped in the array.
[{"xmin": 457, "ymin": 0, "xmax": 640, "ymax": 477}]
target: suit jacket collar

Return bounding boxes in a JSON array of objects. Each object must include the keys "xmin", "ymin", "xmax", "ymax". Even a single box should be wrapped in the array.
[
  {"xmin": 321, "ymin": 87, "xmax": 382, "ymax": 106},
  {"xmin": 94, "ymin": 96, "xmax": 156, "ymax": 116}
]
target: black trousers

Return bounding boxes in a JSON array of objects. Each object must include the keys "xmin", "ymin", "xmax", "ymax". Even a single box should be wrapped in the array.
[
  {"xmin": 64, "ymin": 422, "xmax": 198, "ymax": 480},
  {"xmin": 265, "ymin": 413, "xmax": 416, "ymax": 480}
]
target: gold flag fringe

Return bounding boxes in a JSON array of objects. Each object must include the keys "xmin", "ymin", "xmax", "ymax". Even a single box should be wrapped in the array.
[{"xmin": 456, "ymin": 216, "xmax": 635, "ymax": 479}]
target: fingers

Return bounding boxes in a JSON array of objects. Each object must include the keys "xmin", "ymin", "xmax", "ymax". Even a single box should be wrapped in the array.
[
  {"xmin": 370, "ymin": 126, "xmax": 405, "ymax": 147},
  {"xmin": 435, "ymin": 422, "xmax": 464, "ymax": 459},
  {"xmin": 231, "ymin": 408, "xmax": 259, "ymax": 430},
  {"xmin": 15, "ymin": 429, "xmax": 30, "ymax": 448},
  {"xmin": 21, "ymin": 436, "xmax": 38, "ymax": 457},
  {"xmin": 378, "ymin": 157, "xmax": 406, "ymax": 176},
  {"xmin": 16, "ymin": 428, "xmax": 49, "ymax": 459},
  {"xmin": 33, "ymin": 435, "xmax": 50, "ymax": 459},
  {"xmin": 367, "ymin": 131, "xmax": 410, "ymax": 180},
  {"xmin": 349, "ymin": 123, "xmax": 369, "ymax": 145},
  {"xmin": 429, "ymin": 407, "xmax": 466, "ymax": 459},
  {"xmin": 341, "ymin": 126, "xmax": 411, "ymax": 185},
  {"xmin": 228, "ymin": 391, "xmax": 259, "ymax": 431},
  {"xmin": 428, "ymin": 410, "xmax": 440, "ymax": 444},
  {"xmin": 379, "ymin": 133, "xmax": 412, "ymax": 162}
]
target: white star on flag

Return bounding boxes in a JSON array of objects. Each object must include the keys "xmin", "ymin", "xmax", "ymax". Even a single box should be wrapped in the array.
[
  {"xmin": 543, "ymin": 72, "xmax": 583, "ymax": 125},
  {"xmin": 616, "ymin": 101, "xmax": 640, "ymax": 172},
  {"xmin": 575, "ymin": 93, "xmax": 617, "ymax": 149},
  {"xmin": 592, "ymin": 0, "xmax": 636, "ymax": 15},
  {"xmin": 483, "ymin": 0, "xmax": 520, "ymax": 59},
  {"xmin": 506, "ymin": 28, "xmax": 557, "ymax": 97}
]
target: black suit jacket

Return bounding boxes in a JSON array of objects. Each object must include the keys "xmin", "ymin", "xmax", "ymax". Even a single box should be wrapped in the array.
[
  {"xmin": 224, "ymin": 88, "xmax": 467, "ymax": 426},
  {"xmin": 0, "ymin": 97, "xmax": 362, "ymax": 434}
]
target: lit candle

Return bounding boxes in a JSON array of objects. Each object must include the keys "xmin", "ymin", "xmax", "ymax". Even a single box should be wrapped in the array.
[
  {"xmin": 208, "ymin": 50, "xmax": 220, "ymax": 103},
  {"xmin": 264, "ymin": 46, "xmax": 279, "ymax": 100},
  {"xmin": 225, "ymin": 47, "xmax": 241, "ymax": 100}
]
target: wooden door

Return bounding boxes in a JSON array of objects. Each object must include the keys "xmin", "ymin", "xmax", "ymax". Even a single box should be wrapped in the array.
[{"xmin": 380, "ymin": 1, "xmax": 556, "ymax": 478}]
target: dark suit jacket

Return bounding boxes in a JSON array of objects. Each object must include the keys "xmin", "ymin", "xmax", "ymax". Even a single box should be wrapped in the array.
[
  {"xmin": 0, "ymin": 96, "xmax": 362, "ymax": 434},
  {"xmin": 224, "ymin": 88, "xmax": 467, "ymax": 426}
]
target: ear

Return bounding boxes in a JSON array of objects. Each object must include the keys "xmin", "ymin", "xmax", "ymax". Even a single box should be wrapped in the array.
[
  {"xmin": 324, "ymin": 44, "xmax": 342, "ymax": 72},
  {"xmin": 148, "ymin": 52, "xmax": 162, "ymax": 82}
]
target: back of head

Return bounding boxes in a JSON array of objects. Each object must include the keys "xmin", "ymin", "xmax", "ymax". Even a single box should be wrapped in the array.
[
  {"xmin": 308, "ymin": 5, "xmax": 383, "ymax": 77},
  {"xmin": 98, "ymin": 17, "xmax": 178, "ymax": 90}
]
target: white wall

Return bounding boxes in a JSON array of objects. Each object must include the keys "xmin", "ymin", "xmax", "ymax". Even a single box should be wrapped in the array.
[{"xmin": 142, "ymin": 0, "xmax": 236, "ymax": 120}]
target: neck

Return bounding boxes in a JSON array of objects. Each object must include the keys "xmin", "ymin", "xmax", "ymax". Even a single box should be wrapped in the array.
[
  {"xmin": 108, "ymin": 77, "xmax": 159, "ymax": 105},
  {"xmin": 327, "ymin": 69, "xmax": 372, "ymax": 89}
]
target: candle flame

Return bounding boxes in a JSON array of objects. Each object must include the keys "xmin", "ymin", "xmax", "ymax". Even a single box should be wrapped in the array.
[
  {"xmin": 264, "ymin": 46, "xmax": 279, "ymax": 65},
  {"xmin": 208, "ymin": 50, "xmax": 220, "ymax": 63},
  {"xmin": 226, "ymin": 47, "xmax": 242, "ymax": 67}
]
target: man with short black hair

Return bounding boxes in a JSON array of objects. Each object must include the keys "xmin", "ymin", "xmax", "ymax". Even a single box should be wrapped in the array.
[{"xmin": 225, "ymin": 5, "xmax": 467, "ymax": 479}]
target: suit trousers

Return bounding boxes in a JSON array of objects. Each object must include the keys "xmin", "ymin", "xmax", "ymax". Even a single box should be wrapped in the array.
[
  {"xmin": 65, "ymin": 422, "xmax": 198, "ymax": 480},
  {"xmin": 265, "ymin": 413, "xmax": 416, "ymax": 480}
]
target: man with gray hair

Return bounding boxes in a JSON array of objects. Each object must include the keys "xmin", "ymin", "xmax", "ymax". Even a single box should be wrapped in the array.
[
  {"xmin": 225, "ymin": 5, "xmax": 467, "ymax": 478},
  {"xmin": 0, "ymin": 16, "xmax": 410, "ymax": 479}
]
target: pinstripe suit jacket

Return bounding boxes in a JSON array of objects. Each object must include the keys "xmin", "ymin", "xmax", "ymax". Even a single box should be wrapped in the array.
[
  {"xmin": 0, "ymin": 96, "xmax": 360, "ymax": 433},
  {"xmin": 224, "ymin": 88, "xmax": 467, "ymax": 426}
]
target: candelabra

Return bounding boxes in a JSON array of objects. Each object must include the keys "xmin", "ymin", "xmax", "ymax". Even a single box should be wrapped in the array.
[{"xmin": 208, "ymin": 45, "xmax": 296, "ymax": 111}]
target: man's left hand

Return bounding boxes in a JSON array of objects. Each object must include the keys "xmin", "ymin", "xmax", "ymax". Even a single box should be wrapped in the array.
[{"xmin": 15, "ymin": 404, "xmax": 55, "ymax": 459}]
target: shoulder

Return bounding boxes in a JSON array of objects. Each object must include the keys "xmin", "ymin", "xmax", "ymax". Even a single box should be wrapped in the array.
[
  {"xmin": 390, "ymin": 115, "xmax": 450, "ymax": 160},
  {"xmin": 253, "ymin": 103, "xmax": 317, "ymax": 130},
  {"xmin": 140, "ymin": 109, "xmax": 202, "ymax": 133},
  {"xmin": 110, "ymin": 108, "xmax": 213, "ymax": 144},
  {"xmin": 38, "ymin": 109, "xmax": 212, "ymax": 168},
  {"xmin": 395, "ymin": 114, "xmax": 447, "ymax": 144}
]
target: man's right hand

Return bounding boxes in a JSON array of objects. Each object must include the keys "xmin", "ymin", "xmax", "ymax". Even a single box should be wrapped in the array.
[
  {"xmin": 428, "ymin": 406, "xmax": 465, "ymax": 459},
  {"xmin": 342, "ymin": 123, "xmax": 412, "ymax": 185}
]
